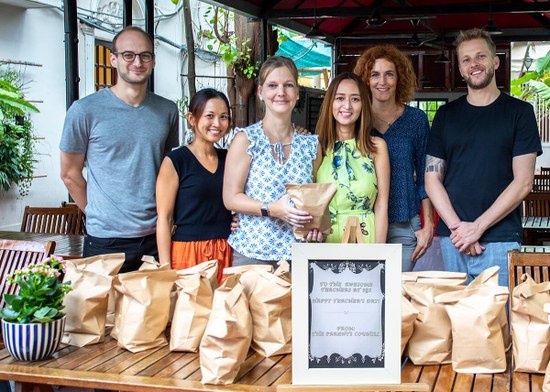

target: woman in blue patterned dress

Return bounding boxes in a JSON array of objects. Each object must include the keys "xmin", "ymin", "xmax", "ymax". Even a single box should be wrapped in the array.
[
  {"xmin": 316, "ymin": 73, "xmax": 390, "ymax": 244},
  {"xmin": 223, "ymin": 56, "xmax": 321, "ymax": 266},
  {"xmin": 354, "ymin": 45, "xmax": 434, "ymax": 271}
]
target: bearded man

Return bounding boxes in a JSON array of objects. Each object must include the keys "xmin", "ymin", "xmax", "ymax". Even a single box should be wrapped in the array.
[{"xmin": 425, "ymin": 28, "xmax": 542, "ymax": 286}]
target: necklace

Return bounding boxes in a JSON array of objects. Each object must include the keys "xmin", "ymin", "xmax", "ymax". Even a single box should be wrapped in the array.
[
  {"xmin": 263, "ymin": 121, "xmax": 295, "ymax": 164},
  {"xmin": 375, "ymin": 106, "xmax": 400, "ymax": 127}
]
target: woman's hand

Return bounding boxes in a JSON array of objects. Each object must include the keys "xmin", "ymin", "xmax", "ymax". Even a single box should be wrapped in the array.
[
  {"xmin": 230, "ymin": 214, "xmax": 240, "ymax": 233},
  {"xmin": 304, "ymin": 228, "xmax": 325, "ymax": 242},
  {"xmin": 269, "ymin": 194, "xmax": 312, "ymax": 227}
]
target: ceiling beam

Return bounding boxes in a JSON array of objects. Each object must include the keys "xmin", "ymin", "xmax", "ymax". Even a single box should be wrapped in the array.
[
  {"xmin": 339, "ymin": 27, "xmax": 550, "ymax": 45},
  {"xmin": 267, "ymin": 3, "xmax": 550, "ymax": 19}
]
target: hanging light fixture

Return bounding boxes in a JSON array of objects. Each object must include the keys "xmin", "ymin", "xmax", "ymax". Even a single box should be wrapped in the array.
[
  {"xmin": 434, "ymin": 50, "xmax": 451, "ymax": 64},
  {"xmin": 305, "ymin": 0, "xmax": 326, "ymax": 40},
  {"xmin": 366, "ymin": 10, "xmax": 386, "ymax": 27},
  {"xmin": 484, "ymin": 0, "xmax": 502, "ymax": 35}
]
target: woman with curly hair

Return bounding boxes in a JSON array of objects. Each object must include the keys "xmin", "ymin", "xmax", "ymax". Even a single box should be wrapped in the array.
[{"xmin": 354, "ymin": 45, "xmax": 434, "ymax": 271}]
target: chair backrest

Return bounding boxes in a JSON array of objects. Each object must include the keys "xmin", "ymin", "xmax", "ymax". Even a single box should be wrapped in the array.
[
  {"xmin": 0, "ymin": 239, "xmax": 56, "ymax": 309},
  {"xmin": 20, "ymin": 205, "xmax": 86, "ymax": 235},
  {"xmin": 521, "ymin": 192, "xmax": 550, "ymax": 217},
  {"xmin": 540, "ymin": 167, "xmax": 550, "ymax": 175},
  {"xmin": 532, "ymin": 174, "xmax": 550, "ymax": 193},
  {"xmin": 508, "ymin": 250, "xmax": 550, "ymax": 293}
]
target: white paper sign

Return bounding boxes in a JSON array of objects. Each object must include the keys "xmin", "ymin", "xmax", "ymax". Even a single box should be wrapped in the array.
[
  {"xmin": 309, "ymin": 261, "xmax": 384, "ymax": 363},
  {"xmin": 292, "ymin": 243, "xmax": 401, "ymax": 385}
]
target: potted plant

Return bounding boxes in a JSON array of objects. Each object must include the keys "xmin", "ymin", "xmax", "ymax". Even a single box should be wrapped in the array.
[{"xmin": 0, "ymin": 256, "xmax": 71, "ymax": 361}]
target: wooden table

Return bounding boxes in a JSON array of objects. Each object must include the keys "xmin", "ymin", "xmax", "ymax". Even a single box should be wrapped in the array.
[
  {"xmin": 0, "ymin": 231, "xmax": 83, "ymax": 258},
  {"xmin": 0, "ymin": 334, "xmax": 540, "ymax": 392},
  {"xmin": 401, "ymin": 351, "xmax": 544, "ymax": 392},
  {"xmin": 522, "ymin": 216, "xmax": 550, "ymax": 245}
]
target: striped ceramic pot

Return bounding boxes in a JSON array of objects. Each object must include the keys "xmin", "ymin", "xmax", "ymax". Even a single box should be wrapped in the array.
[{"xmin": 1, "ymin": 317, "xmax": 65, "ymax": 361}]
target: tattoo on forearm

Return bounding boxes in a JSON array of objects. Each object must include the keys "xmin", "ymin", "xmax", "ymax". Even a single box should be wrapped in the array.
[{"xmin": 425, "ymin": 155, "xmax": 446, "ymax": 174}]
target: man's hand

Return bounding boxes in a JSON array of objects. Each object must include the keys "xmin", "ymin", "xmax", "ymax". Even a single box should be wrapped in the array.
[{"xmin": 449, "ymin": 221, "xmax": 485, "ymax": 254}]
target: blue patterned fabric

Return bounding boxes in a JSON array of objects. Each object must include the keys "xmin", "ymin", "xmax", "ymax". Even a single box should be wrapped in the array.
[
  {"xmin": 228, "ymin": 121, "xmax": 319, "ymax": 261},
  {"xmin": 372, "ymin": 105, "xmax": 430, "ymax": 224}
]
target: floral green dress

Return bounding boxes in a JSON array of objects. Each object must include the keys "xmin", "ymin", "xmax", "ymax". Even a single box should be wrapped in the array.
[{"xmin": 316, "ymin": 139, "xmax": 378, "ymax": 243}]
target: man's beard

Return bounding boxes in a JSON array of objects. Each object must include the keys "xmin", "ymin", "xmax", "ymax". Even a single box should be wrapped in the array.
[{"xmin": 464, "ymin": 67, "xmax": 495, "ymax": 90}]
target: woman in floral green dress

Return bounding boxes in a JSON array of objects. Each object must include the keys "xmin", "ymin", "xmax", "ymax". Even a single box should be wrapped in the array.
[{"xmin": 315, "ymin": 73, "xmax": 390, "ymax": 243}]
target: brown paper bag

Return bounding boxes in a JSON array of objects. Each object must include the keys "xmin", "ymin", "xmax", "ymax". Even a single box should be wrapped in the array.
[
  {"xmin": 112, "ymin": 269, "xmax": 177, "ymax": 353},
  {"xmin": 274, "ymin": 260, "xmax": 291, "ymax": 283},
  {"xmin": 402, "ymin": 271, "xmax": 467, "ymax": 286},
  {"xmin": 285, "ymin": 182, "xmax": 337, "ymax": 239},
  {"xmin": 511, "ymin": 275, "xmax": 550, "ymax": 373},
  {"xmin": 544, "ymin": 303, "xmax": 550, "ymax": 392},
  {"xmin": 469, "ymin": 266, "xmax": 511, "ymax": 351},
  {"xmin": 223, "ymin": 264, "xmax": 273, "ymax": 276},
  {"xmin": 435, "ymin": 285, "xmax": 509, "ymax": 373},
  {"xmin": 170, "ymin": 259, "xmax": 218, "ymax": 352},
  {"xmin": 402, "ymin": 270, "xmax": 467, "ymax": 298},
  {"xmin": 403, "ymin": 281, "xmax": 464, "ymax": 364},
  {"xmin": 62, "ymin": 261, "xmax": 113, "ymax": 346},
  {"xmin": 62, "ymin": 254, "xmax": 125, "ymax": 345},
  {"xmin": 401, "ymin": 295, "xmax": 419, "ymax": 355},
  {"xmin": 200, "ymin": 274, "xmax": 252, "ymax": 385},
  {"xmin": 240, "ymin": 269, "xmax": 292, "ymax": 357},
  {"xmin": 139, "ymin": 255, "xmax": 171, "ymax": 270}
]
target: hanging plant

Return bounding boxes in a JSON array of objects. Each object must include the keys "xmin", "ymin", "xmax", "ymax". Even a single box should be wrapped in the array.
[{"xmin": 0, "ymin": 69, "xmax": 39, "ymax": 197}]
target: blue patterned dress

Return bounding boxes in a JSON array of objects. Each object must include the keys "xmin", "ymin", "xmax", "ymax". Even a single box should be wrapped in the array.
[
  {"xmin": 316, "ymin": 139, "xmax": 378, "ymax": 243},
  {"xmin": 228, "ymin": 121, "xmax": 319, "ymax": 261}
]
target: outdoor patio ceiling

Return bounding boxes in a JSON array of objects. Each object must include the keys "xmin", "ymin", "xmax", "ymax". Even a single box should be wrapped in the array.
[{"xmin": 202, "ymin": 0, "xmax": 550, "ymax": 49}]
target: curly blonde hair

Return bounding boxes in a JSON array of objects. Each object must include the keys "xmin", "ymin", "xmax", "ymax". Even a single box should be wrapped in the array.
[{"xmin": 353, "ymin": 45, "xmax": 417, "ymax": 104}]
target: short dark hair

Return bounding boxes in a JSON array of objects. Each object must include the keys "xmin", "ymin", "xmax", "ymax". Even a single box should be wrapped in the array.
[
  {"xmin": 188, "ymin": 88, "xmax": 231, "ymax": 122},
  {"xmin": 454, "ymin": 28, "xmax": 496, "ymax": 58},
  {"xmin": 112, "ymin": 26, "xmax": 154, "ymax": 52}
]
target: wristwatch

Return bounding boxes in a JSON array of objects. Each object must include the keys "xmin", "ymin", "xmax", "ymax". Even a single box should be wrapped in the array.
[{"xmin": 261, "ymin": 202, "xmax": 270, "ymax": 217}]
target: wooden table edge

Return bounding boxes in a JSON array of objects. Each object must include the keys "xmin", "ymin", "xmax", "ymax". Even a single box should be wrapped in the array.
[{"xmin": 0, "ymin": 364, "xmax": 274, "ymax": 392}]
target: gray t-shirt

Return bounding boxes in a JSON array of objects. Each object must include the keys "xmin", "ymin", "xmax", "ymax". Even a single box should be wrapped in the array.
[{"xmin": 60, "ymin": 88, "xmax": 179, "ymax": 238}]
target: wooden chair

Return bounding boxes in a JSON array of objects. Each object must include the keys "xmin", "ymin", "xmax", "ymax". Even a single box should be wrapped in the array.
[
  {"xmin": 0, "ymin": 239, "xmax": 55, "ymax": 310},
  {"xmin": 60, "ymin": 201, "xmax": 86, "ymax": 234},
  {"xmin": 540, "ymin": 167, "xmax": 550, "ymax": 175},
  {"xmin": 508, "ymin": 250, "xmax": 550, "ymax": 291},
  {"xmin": 532, "ymin": 174, "xmax": 550, "ymax": 193},
  {"xmin": 20, "ymin": 205, "xmax": 85, "ymax": 235},
  {"xmin": 521, "ymin": 192, "xmax": 550, "ymax": 217}
]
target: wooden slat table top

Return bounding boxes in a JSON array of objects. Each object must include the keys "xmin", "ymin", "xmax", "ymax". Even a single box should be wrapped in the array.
[
  {"xmin": 0, "ymin": 230, "xmax": 83, "ymax": 258},
  {"xmin": 522, "ymin": 216, "xmax": 550, "ymax": 230},
  {"xmin": 0, "ymin": 336, "xmax": 541, "ymax": 392}
]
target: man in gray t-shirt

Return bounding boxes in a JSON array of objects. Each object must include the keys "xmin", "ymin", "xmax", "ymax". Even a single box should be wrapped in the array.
[{"xmin": 60, "ymin": 26, "xmax": 179, "ymax": 272}]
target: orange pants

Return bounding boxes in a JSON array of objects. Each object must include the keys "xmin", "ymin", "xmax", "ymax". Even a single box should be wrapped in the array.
[{"xmin": 171, "ymin": 239, "xmax": 232, "ymax": 284}]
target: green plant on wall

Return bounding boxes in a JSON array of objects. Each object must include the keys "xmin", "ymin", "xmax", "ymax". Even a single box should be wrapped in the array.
[
  {"xmin": 0, "ymin": 69, "xmax": 39, "ymax": 197},
  {"xmin": 199, "ymin": 6, "xmax": 260, "ymax": 79},
  {"xmin": 511, "ymin": 50, "xmax": 550, "ymax": 104}
]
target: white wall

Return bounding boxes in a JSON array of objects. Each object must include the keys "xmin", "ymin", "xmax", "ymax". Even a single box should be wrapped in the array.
[
  {"xmin": 0, "ymin": 3, "xmax": 67, "ymax": 229},
  {"xmin": 0, "ymin": 0, "xmax": 227, "ymax": 230}
]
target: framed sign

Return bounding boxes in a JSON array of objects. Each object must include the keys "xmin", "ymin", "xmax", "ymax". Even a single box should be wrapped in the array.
[{"xmin": 292, "ymin": 243, "xmax": 402, "ymax": 385}]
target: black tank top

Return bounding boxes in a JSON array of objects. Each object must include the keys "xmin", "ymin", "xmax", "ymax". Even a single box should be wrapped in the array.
[{"xmin": 166, "ymin": 146, "xmax": 231, "ymax": 241}]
